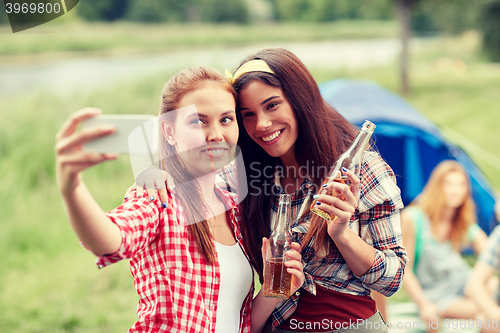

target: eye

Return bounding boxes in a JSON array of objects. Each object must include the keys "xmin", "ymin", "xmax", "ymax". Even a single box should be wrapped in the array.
[
  {"xmin": 190, "ymin": 118, "xmax": 203, "ymax": 125},
  {"xmin": 221, "ymin": 116, "xmax": 234, "ymax": 124},
  {"xmin": 241, "ymin": 111, "xmax": 254, "ymax": 118},
  {"xmin": 266, "ymin": 102, "xmax": 278, "ymax": 110}
]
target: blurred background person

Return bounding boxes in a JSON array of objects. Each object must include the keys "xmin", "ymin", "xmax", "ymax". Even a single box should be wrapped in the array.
[{"xmin": 401, "ymin": 160, "xmax": 488, "ymax": 332}]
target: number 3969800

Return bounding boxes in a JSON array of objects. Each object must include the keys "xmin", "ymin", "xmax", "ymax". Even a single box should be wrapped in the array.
[{"xmin": 5, "ymin": 2, "xmax": 62, "ymax": 14}]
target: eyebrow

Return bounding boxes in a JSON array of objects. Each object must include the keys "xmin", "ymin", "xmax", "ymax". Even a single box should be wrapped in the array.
[
  {"xmin": 187, "ymin": 110, "xmax": 235, "ymax": 118},
  {"xmin": 240, "ymin": 96, "xmax": 280, "ymax": 110}
]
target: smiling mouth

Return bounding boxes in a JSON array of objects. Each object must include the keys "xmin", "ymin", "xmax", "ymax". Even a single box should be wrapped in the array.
[
  {"xmin": 262, "ymin": 129, "xmax": 283, "ymax": 142},
  {"xmin": 200, "ymin": 147, "xmax": 228, "ymax": 158}
]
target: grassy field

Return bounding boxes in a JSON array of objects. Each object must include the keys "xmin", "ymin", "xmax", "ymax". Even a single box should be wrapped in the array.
[{"xmin": 1, "ymin": 24, "xmax": 499, "ymax": 332}]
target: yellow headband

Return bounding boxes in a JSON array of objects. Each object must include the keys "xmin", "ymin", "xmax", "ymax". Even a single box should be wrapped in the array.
[{"xmin": 225, "ymin": 59, "xmax": 275, "ymax": 85}]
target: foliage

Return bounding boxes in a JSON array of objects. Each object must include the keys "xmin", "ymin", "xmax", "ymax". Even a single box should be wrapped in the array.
[
  {"xmin": 77, "ymin": 0, "xmax": 249, "ymax": 23},
  {"xmin": 78, "ymin": 0, "xmax": 132, "ymax": 21},
  {"xmin": 269, "ymin": 0, "xmax": 394, "ymax": 22},
  {"xmin": 201, "ymin": 0, "xmax": 249, "ymax": 23},
  {"xmin": 0, "ymin": 2, "xmax": 9, "ymax": 25},
  {"xmin": 126, "ymin": 0, "xmax": 196, "ymax": 23},
  {"xmin": 479, "ymin": 1, "xmax": 500, "ymax": 62},
  {"xmin": 411, "ymin": 0, "xmax": 484, "ymax": 35}
]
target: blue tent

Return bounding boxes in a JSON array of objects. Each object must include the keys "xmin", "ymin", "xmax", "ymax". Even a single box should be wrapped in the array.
[{"xmin": 319, "ymin": 79, "xmax": 498, "ymax": 234}]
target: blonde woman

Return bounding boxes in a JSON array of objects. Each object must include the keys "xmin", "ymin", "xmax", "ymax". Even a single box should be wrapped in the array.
[{"xmin": 401, "ymin": 160, "xmax": 488, "ymax": 332}]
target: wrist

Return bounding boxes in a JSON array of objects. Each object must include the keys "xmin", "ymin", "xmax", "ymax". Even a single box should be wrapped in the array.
[
  {"xmin": 329, "ymin": 226, "xmax": 351, "ymax": 244},
  {"xmin": 60, "ymin": 174, "xmax": 84, "ymax": 198},
  {"xmin": 256, "ymin": 289, "xmax": 283, "ymax": 307},
  {"xmin": 417, "ymin": 299, "xmax": 434, "ymax": 309}
]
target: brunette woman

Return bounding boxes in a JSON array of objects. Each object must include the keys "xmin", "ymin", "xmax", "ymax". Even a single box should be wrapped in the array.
[{"xmin": 229, "ymin": 48, "xmax": 407, "ymax": 333}]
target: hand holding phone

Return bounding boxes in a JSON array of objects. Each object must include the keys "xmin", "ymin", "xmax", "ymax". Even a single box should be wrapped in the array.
[
  {"xmin": 55, "ymin": 108, "xmax": 120, "ymax": 194},
  {"xmin": 81, "ymin": 114, "xmax": 158, "ymax": 155}
]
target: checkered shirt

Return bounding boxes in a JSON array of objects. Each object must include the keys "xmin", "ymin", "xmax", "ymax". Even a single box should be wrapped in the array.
[
  {"xmin": 95, "ymin": 185, "xmax": 253, "ymax": 333},
  {"xmin": 479, "ymin": 224, "xmax": 500, "ymax": 272},
  {"xmin": 268, "ymin": 152, "xmax": 408, "ymax": 329}
]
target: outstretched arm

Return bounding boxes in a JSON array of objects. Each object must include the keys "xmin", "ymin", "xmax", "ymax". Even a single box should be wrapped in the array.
[{"xmin": 55, "ymin": 108, "xmax": 122, "ymax": 256}]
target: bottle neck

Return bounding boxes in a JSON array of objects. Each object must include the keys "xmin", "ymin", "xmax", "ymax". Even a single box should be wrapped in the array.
[{"xmin": 327, "ymin": 126, "xmax": 374, "ymax": 180}]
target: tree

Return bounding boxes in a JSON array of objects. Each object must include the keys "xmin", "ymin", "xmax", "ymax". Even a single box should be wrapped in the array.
[
  {"xmin": 395, "ymin": 0, "xmax": 419, "ymax": 95},
  {"xmin": 479, "ymin": 1, "xmax": 500, "ymax": 62}
]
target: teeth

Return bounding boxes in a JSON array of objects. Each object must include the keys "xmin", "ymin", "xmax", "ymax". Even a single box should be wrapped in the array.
[
  {"xmin": 202, "ymin": 148, "xmax": 226, "ymax": 156},
  {"xmin": 262, "ymin": 130, "xmax": 281, "ymax": 142}
]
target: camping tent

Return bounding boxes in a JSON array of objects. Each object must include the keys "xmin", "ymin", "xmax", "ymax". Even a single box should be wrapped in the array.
[{"xmin": 319, "ymin": 79, "xmax": 498, "ymax": 234}]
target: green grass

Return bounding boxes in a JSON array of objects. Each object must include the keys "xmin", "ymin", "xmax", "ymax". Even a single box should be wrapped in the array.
[
  {"xmin": 0, "ymin": 19, "xmax": 398, "ymax": 60},
  {"xmin": 1, "ymin": 28, "xmax": 500, "ymax": 332}
]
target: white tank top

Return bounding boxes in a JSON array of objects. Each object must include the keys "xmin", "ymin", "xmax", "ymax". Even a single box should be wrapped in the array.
[{"xmin": 214, "ymin": 241, "xmax": 253, "ymax": 333}]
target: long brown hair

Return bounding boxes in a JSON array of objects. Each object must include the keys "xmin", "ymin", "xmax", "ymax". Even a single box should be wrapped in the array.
[
  {"xmin": 158, "ymin": 67, "xmax": 237, "ymax": 264},
  {"xmin": 411, "ymin": 160, "xmax": 476, "ymax": 250},
  {"xmin": 233, "ymin": 48, "xmax": 358, "ymax": 280}
]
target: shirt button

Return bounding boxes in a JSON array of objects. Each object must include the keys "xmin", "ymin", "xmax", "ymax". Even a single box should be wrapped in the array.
[{"xmin": 97, "ymin": 264, "xmax": 104, "ymax": 269}]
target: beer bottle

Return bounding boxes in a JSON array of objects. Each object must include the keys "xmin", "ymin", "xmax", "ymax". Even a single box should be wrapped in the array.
[
  {"xmin": 310, "ymin": 120, "xmax": 376, "ymax": 221},
  {"xmin": 262, "ymin": 194, "xmax": 293, "ymax": 299}
]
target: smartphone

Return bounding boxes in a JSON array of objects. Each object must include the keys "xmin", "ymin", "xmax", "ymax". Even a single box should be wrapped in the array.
[{"xmin": 82, "ymin": 114, "xmax": 159, "ymax": 156}]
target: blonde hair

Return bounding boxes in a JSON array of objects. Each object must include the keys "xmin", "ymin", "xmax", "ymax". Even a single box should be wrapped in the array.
[
  {"xmin": 412, "ymin": 160, "xmax": 476, "ymax": 250},
  {"xmin": 158, "ymin": 67, "xmax": 237, "ymax": 264}
]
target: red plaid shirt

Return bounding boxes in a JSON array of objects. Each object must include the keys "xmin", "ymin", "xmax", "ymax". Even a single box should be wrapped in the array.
[{"xmin": 95, "ymin": 186, "xmax": 253, "ymax": 333}]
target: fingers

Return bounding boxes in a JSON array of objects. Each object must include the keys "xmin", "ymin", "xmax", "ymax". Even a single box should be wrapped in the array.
[
  {"xmin": 56, "ymin": 125, "xmax": 115, "ymax": 156},
  {"xmin": 124, "ymin": 184, "xmax": 135, "ymax": 199},
  {"xmin": 314, "ymin": 171, "xmax": 360, "ymax": 220},
  {"xmin": 158, "ymin": 188, "xmax": 169, "ymax": 206},
  {"xmin": 285, "ymin": 243, "xmax": 302, "ymax": 262},
  {"xmin": 342, "ymin": 169, "xmax": 360, "ymax": 198},
  {"xmin": 56, "ymin": 108, "xmax": 102, "ymax": 142},
  {"xmin": 58, "ymin": 151, "xmax": 117, "ymax": 171},
  {"xmin": 134, "ymin": 166, "xmax": 169, "ymax": 202},
  {"xmin": 136, "ymin": 186, "xmax": 145, "ymax": 198},
  {"xmin": 261, "ymin": 237, "xmax": 269, "ymax": 262},
  {"xmin": 314, "ymin": 190, "xmax": 356, "ymax": 219},
  {"xmin": 285, "ymin": 242, "xmax": 305, "ymax": 290},
  {"xmin": 151, "ymin": 171, "xmax": 168, "ymax": 203}
]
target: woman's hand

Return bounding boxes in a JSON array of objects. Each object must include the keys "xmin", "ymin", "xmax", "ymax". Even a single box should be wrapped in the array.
[
  {"xmin": 250, "ymin": 240, "xmax": 304, "ymax": 333},
  {"xmin": 124, "ymin": 165, "xmax": 169, "ymax": 203},
  {"xmin": 418, "ymin": 301, "xmax": 440, "ymax": 326},
  {"xmin": 313, "ymin": 169, "xmax": 360, "ymax": 241},
  {"xmin": 55, "ymin": 108, "xmax": 117, "ymax": 195},
  {"xmin": 261, "ymin": 238, "xmax": 305, "ymax": 295}
]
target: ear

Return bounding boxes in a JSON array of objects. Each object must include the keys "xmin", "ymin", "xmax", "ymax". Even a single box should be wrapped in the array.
[{"xmin": 161, "ymin": 122, "xmax": 176, "ymax": 146}]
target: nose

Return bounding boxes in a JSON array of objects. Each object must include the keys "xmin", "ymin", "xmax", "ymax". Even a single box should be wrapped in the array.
[
  {"xmin": 255, "ymin": 113, "xmax": 272, "ymax": 132},
  {"xmin": 205, "ymin": 123, "xmax": 224, "ymax": 142}
]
